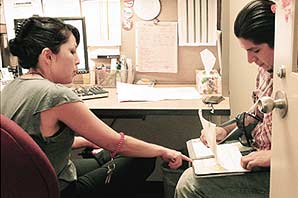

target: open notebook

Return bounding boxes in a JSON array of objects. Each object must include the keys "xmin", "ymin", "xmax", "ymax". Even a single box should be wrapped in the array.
[
  {"xmin": 186, "ymin": 110, "xmax": 250, "ymax": 177},
  {"xmin": 187, "ymin": 139, "xmax": 250, "ymax": 177}
]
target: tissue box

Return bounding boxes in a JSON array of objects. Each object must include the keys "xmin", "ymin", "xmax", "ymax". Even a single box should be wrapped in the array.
[{"xmin": 196, "ymin": 70, "xmax": 222, "ymax": 95}]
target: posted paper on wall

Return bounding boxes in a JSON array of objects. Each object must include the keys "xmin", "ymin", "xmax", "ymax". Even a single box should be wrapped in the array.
[
  {"xmin": 3, "ymin": 0, "xmax": 43, "ymax": 40},
  {"xmin": 135, "ymin": 22, "xmax": 178, "ymax": 73}
]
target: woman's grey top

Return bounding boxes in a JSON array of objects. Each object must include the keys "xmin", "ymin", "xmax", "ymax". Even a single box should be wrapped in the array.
[{"xmin": 1, "ymin": 77, "xmax": 82, "ymax": 189}]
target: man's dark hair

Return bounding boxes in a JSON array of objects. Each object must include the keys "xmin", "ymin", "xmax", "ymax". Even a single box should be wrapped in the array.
[{"xmin": 234, "ymin": 0, "xmax": 275, "ymax": 48}]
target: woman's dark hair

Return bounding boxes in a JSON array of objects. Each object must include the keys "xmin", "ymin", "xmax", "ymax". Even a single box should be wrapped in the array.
[
  {"xmin": 8, "ymin": 16, "xmax": 80, "ymax": 69},
  {"xmin": 234, "ymin": 0, "xmax": 275, "ymax": 48}
]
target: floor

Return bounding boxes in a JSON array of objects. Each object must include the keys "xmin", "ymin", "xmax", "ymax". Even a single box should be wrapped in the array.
[{"xmin": 136, "ymin": 181, "xmax": 164, "ymax": 198}]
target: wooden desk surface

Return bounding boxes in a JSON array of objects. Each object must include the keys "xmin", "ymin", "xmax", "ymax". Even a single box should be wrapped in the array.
[{"xmin": 83, "ymin": 84, "xmax": 230, "ymax": 117}]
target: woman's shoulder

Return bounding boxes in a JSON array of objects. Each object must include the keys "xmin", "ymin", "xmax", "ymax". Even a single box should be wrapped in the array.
[
  {"xmin": 46, "ymin": 83, "xmax": 81, "ymax": 101},
  {"xmin": 34, "ymin": 80, "xmax": 82, "ymax": 110},
  {"xmin": 48, "ymin": 82, "xmax": 72, "ymax": 93}
]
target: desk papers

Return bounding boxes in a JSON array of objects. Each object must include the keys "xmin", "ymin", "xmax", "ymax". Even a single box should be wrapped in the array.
[{"xmin": 116, "ymin": 82, "xmax": 201, "ymax": 102}]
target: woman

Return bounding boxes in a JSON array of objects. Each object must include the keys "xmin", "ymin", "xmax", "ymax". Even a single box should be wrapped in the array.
[
  {"xmin": 0, "ymin": 16, "xmax": 191, "ymax": 198},
  {"xmin": 175, "ymin": 0, "xmax": 274, "ymax": 197}
]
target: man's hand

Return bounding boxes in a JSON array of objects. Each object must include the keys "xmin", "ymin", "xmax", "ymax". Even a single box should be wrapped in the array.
[
  {"xmin": 241, "ymin": 150, "xmax": 271, "ymax": 170},
  {"xmin": 200, "ymin": 127, "xmax": 228, "ymax": 146}
]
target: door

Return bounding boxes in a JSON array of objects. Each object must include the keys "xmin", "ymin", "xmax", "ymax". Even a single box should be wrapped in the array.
[{"xmin": 270, "ymin": 0, "xmax": 298, "ymax": 197}]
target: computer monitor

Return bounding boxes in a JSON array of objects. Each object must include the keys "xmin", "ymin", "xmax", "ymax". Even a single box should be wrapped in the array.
[
  {"xmin": 14, "ymin": 17, "xmax": 89, "ymax": 72},
  {"xmin": 61, "ymin": 17, "xmax": 89, "ymax": 72}
]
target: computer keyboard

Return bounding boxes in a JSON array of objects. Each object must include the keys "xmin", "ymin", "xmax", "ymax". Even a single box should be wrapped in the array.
[{"xmin": 71, "ymin": 85, "xmax": 109, "ymax": 100}]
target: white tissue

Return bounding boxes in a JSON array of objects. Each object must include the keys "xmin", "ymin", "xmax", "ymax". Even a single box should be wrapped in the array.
[
  {"xmin": 200, "ymin": 49, "xmax": 216, "ymax": 75},
  {"xmin": 111, "ymin": 58, "xmax": 118, "ymax": 70}
]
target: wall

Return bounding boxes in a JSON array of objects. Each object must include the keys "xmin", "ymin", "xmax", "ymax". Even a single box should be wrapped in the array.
[
  {"xmin": 221, "ymin": 0, "xmax": 230, "ymax": 97},
  {"xmin": 120, "ymin": 0, "xmax": 223, "ymax": 87},
  {"xmin": 226, "ymin": 0, "xmax": 258, "ymax": 117}
]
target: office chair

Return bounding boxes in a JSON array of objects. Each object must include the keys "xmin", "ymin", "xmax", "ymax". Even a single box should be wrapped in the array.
[{"xmin": 0, "ymin": 114, "xmax": 59, "ymax": 198}]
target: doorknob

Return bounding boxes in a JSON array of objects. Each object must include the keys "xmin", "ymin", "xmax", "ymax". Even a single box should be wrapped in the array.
[
  {"xmin": 257, "ymin": 91, "xmax": 288, "ymax": 118},
  {"xmin": 276, "ymin": 65, "xmax": 286, "ymax": 78}
]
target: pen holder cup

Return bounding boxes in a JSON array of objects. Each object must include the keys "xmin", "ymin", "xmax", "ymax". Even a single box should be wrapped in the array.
[{"xmin": 95, "ymin": 69, "xmax": 135, "ymax": 87}]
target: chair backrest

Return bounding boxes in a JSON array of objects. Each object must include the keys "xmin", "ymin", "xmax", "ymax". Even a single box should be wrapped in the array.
[{"xmin": 1, "ymin": 114, "xmax": 59, "ymax": 198}]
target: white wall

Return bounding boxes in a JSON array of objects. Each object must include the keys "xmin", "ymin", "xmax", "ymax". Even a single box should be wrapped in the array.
[
  {"xmin": 221, "ymin": 0, "xmax": 230, "ymax": 97},
  {"xmin": 225, "ymin": 0, "xmax": 258, "ymax": 117}
]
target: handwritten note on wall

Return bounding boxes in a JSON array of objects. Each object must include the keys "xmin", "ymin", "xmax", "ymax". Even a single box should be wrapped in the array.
[{"xmin": 135, "ymin": 22, "xmax": 178, "ymax": 73}]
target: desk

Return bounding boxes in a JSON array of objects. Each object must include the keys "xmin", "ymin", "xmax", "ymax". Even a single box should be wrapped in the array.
[{"xmin": 84, "ymin": 84, "xmax": 230, "ymax": 118}]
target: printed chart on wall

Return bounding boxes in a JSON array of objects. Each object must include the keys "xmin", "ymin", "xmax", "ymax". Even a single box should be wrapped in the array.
[
  {"xmin": 135, "ymin": 22, "xmax": 178, "ymax": 73},
  {"xmin": 3, "ymin": 0, "xmax": 43, "ymax": 40}
]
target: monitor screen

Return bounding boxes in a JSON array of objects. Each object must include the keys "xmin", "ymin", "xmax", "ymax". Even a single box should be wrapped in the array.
[
  {"xmin": 61, "ymin": 17, "xmax": 89, "ymax": 72},
  {"xmin": 14, "ymin": 17, "xmax": 89, "ymax": 72}
]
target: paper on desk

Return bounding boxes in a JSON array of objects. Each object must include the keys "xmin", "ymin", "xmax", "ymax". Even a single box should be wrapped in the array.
[
  {"xmin": 116, "ymin": 82, "xmax": 201, "ymax": 102},
  {"xmin": 198, "ymin": 110, "xmax": 218, "ymax": 161}
]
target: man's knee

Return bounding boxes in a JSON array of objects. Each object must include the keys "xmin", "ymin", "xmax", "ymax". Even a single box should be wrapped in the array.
[{"xmin": 175, "ymin": 168, "xmax": 195, "ymax": 197}]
